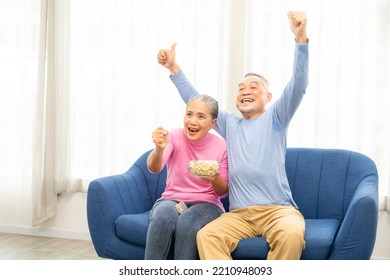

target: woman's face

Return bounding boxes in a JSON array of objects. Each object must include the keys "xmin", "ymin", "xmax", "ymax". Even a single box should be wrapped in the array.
[{"xmin": 183, "ymin": 99, "xmax": 216, "ymax": 141}]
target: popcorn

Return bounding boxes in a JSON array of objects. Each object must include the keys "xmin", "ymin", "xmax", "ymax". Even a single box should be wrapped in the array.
[{"xmin": 188, "ymin": 160, "xmax": 219, "ymax": 177}]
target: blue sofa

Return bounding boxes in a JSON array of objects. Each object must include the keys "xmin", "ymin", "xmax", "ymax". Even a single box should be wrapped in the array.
[{"xmin": 87, "ymin": 148, "xmax": 378, "ymax": 260}]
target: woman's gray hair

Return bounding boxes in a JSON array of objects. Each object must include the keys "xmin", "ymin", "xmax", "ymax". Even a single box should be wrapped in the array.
[{"xmin": 187, "ymin": 94, "xmax": 219, "ymax": 119}]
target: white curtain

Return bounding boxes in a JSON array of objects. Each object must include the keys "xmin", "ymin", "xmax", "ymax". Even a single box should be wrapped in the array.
[
  {"xmin": 66, "ymin": 0, "xmax": 233, "ymax": 189},
  {"xmin": 0, "ymin": 1, "xmax": 40, "ymax": 226},
  {"xmin": 0, "ymin": 0, "xmax": 389, "ymax": 227},
  {"xmin": 65, "ymin": 0, "xmax": 390, "ymax": 208},
  {"xmin": 32, "ymin": 0, "xmax": 72, "ymax": 225}
]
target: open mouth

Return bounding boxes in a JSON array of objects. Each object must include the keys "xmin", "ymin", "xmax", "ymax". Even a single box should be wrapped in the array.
[
  {"xmin": 188, "ymin": 127, "xmax": 199, "ymax": 133},
  {"xmin": 241, "ymin": 98, "xmax": 254, "ymax": 103}
]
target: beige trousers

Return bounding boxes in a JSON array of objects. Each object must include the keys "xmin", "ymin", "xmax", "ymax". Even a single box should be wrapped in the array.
[{"xmin": 196, "ymin": 205, "xmax": 306, "ymax": 260}]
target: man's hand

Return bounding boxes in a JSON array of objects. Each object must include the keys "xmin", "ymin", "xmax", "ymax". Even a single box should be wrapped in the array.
[
  {"xmin": 288, "ymin": 11, "xmax": 307, "ymax": 44},
  {"xmin": 157, "ymin": 43, "xmax": 181, "ymax": 75}
]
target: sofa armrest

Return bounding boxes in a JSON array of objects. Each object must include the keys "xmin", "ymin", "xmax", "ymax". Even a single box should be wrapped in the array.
[
  {"xmin": 328, "ymin": 175, "xmax": 378, "ymax": 259},
  {"xmin": 87, "ymin": 171, "xmax": 154, "ymax": 257}
]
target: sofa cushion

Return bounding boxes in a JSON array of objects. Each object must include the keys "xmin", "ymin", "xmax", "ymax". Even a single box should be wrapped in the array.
[
  {"xmin": 232, "ymin": 218, "xmax": 340, "ymax": 260},
  {"xmin": 302, "ymin": 219, "xmax": 340, "ymax": 259},
  {"xmin": 115, "ymin": 211, "xmax": 150, "ymax": 247},
  {"xmin": 232, "ymin": 237, "xmax": 269, "ymax": 260}
]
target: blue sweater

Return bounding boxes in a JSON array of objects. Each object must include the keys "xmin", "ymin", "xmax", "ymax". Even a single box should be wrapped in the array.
[{"xmin": 170, "ymin": 42, "xmax": 309, "ymax": 210}]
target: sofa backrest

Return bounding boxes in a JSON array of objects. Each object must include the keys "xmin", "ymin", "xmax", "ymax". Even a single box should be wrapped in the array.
[
  {"xmin": 285, "ymin": 148, "xmax": 378, "ymax": 220},
  {"xmin": 126, "ymin": 150, "xmax": 167, "ymax": 211}
]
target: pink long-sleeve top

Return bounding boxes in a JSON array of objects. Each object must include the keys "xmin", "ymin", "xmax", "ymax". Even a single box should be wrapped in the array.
[{"xmin": 151, "ymin": 128, "xmax": 228, "ymax": 211}]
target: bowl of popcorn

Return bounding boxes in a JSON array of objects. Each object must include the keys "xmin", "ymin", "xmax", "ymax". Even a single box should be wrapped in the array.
[{"xmin": 187, "ymin": 160, "xmax": 220, "ymax": 178}]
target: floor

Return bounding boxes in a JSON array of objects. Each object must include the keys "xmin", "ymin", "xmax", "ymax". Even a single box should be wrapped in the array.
[{"xmin": 0, "ymin": 232, "xmax": 102, "ymax": 260}]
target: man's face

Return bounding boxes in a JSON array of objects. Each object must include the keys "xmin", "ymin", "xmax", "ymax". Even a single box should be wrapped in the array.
[{"xmin": 236, "ymin": 75, "xmax": 272, "ymax": 119}]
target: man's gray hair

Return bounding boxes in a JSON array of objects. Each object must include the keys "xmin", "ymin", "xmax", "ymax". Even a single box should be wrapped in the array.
[
  {"xmin": 188, "ymin": 94, "xmax": 219, "ymax": 119},
  {"xmin": 244, "ymin": 72, "xmax": 270, "ymax": 92}
]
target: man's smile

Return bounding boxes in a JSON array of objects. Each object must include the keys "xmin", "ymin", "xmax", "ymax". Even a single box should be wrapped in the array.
[{"xmin": 241, "ymin": 98, "xmax": 254, "ymax": 103}]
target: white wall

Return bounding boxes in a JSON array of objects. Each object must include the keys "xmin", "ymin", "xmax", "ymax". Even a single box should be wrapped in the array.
[
  {"xmin": 35, "ymin": 192, "xmax": 91, "ymax": 240},
  {"xmin": 0, "ymin": 192, "xmax": 90, "ymax": 240},
  {"xmin": 372, "ymin": 211, "xmax": 390, "ymax": 259}
]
